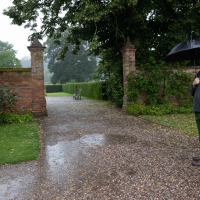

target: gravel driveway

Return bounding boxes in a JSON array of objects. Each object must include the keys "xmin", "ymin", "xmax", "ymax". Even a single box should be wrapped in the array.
[{"xmin": 0, "ymin": 96, "xmax": 200, "ymax": 199}]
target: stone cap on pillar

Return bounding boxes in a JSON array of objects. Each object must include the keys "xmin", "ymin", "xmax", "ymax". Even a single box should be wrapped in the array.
[
  {"xmin": 27, "ymin": 38, "xmax": 46, "ymax": 51},
  {"xmin": 125, "ymin": 38, "xmax": 136, "ymax": 48},
  {"xmin": 121, "ymin": 37, "xmax": 136, "ymax": 53}
]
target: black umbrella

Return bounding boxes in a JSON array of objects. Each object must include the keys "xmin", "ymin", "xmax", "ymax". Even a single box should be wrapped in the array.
[{"xmin": 164, "ymin": 39, "xmax": 200, "ymax": 65}]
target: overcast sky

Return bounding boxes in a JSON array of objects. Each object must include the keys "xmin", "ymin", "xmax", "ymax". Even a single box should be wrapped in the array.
[{"xmin": 0, "ymin": 1, "xmax": 43, "ymax": 59}]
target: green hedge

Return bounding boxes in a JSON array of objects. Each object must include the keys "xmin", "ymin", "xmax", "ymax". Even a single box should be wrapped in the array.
[
  {"xmin": 0, "ymin": 68, "xmax": 31, "ymax": 72},
  {"xmin": 127, "ymin": 70, "xmax": 193, "ymax": 106},
  {"xmin": 45, "ymin": 84, "xmax": 63, "ymax": 93},
  {"xmin": 62, "ymin": 82, "xmax": 108, "ymax": 100},
  {"xmin": 125, "ymin": 103, "xmax": 192, "ymax": 116}
]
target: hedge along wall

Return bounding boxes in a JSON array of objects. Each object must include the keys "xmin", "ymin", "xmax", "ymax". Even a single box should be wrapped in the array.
[
  {"xmin": 62, "ymin": 82, "xmax": 108, "ymax": 100},
  {"xmin": 0, "ymin": 39, "xmax": 47, "ymax": 116},
  {"xmin": 61, "ymin": 69, "xmax": 195, "ymax": 106},
  {"xmin": 45, "ymin": 84, "xmax": 63, "ymax": 93}
]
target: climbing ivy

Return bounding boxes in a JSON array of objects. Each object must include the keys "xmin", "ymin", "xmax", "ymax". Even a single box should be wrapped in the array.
[{"xmin": 128, "ymin": 67, "xmax": 193, "ymax": 107}]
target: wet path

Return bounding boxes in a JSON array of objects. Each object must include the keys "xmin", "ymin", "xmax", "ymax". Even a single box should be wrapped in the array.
[{"xmin": 1, "ymin": 96, "xmax": 200, "ymax": 199}]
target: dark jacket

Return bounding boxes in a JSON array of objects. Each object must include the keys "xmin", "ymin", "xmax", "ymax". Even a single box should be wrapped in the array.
[
  {"xmin": 193, "ymin": 84, "xmax": 200, "ymax": 112},
  {"xmin": 191, "ymin": 85, "xmax": 197, "ymax": 96}
]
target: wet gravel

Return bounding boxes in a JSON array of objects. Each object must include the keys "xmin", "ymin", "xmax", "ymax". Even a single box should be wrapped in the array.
[{"xmin": 0, "ymin": 96, "xmax": 200, "ymax": 199}]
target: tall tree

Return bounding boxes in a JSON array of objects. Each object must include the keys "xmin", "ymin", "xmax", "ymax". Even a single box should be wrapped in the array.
[
  {"xmin": 0, "ymin": 40, "xmax": 22, "ymax": 68},
  {"xmin": 45, "ymin": 36, "xmax": 97, "ymax": 84},
  {"xmin": 4, "ymin": 0, "xmax": 200, "ymax": 64},
  {"xmin": 0, "ymin": 41, "xmax": 16, "ymax": 52}
]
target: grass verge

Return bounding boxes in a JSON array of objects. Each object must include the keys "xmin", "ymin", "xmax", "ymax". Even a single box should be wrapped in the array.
[
  {"xmin": 0, "ymin": 122, "xmax": 40, "ymax": 165},
  {"xmin": 141, "ymin": 113, "xmax": 197, "ymax": 137},
  {"xmin": 46, "ymin": 92, "xmax": 72, "ymax": 97}
]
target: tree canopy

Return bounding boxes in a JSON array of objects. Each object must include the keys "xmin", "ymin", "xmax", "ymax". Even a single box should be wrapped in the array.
[
  {"xmin": 4, "ymin": 0, "xmax": 200, "ymax": 65},
  {"xmin": 45, "ymin": 35, "xmax": 97, "ymax": 84},
  {"xmin": 0, "ymin": 40, "xmax": 22, "ymax": 68},
  {"xmin": 0, "ymin": 41, "xmax": 16, "ymax": 53}
]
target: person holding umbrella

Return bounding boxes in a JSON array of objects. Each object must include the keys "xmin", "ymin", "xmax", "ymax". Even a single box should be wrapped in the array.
[
  {"xmin": 164, "ymin": 36, "xmax": 200, "ymax": 166},
  {"xmin": 191, "ymin": 71, "xmax": 200, "ymax": 166}
]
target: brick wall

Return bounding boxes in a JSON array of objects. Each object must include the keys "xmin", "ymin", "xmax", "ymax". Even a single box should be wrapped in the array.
[
  {"xmin": 0, "ymin": 39, "xmax": 47, "ymax": 116},
  {"xmin": 0, "ymin": 68, "xmax": 32, "ymax": 114}
]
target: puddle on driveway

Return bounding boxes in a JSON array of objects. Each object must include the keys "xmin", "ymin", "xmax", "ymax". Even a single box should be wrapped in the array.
[
  {"xmin": 0, "ymin": 175, "xmax": 36, "ymax": 200},
  {"xmin": 80, "ymin": 134, "xmax": 137, "ymax": 147},
  {"xmin": 46, "ymin": 134, "xmax": 137, "ymax": 180},
  {"xmin": 46, "ymin": 140, "xmax": 81, "ymax": 179}
]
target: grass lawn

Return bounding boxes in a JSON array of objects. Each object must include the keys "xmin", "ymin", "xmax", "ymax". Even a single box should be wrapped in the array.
[
  {"xmin": 142, "ymin": 113, "xmax": 198, "ymax": 137},
  {"xmin": 46, "ymin": 92, "xmax": 72, "ymax": 97},
  {"xmin": 0, "ymin": 122, "xmax": 40, "ymax": 165}
]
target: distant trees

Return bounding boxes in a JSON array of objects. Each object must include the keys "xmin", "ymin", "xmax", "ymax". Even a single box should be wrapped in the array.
[
  {"xmin": 20, "ymin": 56, "xmax": 52, "ymax": 83},
  {"xmin": 20, "ymin": 56, "xmax": 31, "ymax": 68},
  {"xmin": 45, "ymin": 34, "xmax": 97, "ymax": 84},
  {"xmin": 44, "ymin": 63, "xmax": 53, "ymax": 84},
  {"xmin": 0, "ymin": 41, "xmax": 22, "ymax": 68}
]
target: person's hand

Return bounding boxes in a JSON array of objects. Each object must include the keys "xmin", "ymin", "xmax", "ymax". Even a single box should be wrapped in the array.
[{"xmin": 193, "ymin": 78, "xmax": 200, "ymax": 86}]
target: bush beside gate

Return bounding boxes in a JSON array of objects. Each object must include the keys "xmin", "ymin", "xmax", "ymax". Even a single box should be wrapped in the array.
[{"xmin": 62, "ymin": 82, "xmax": 108, "ymax": 100}]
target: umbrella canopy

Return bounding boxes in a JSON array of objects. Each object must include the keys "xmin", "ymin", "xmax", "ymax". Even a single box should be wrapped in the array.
[{"xmin": 164, "ymin": 39, "xmax": 200, "ymax": 64}]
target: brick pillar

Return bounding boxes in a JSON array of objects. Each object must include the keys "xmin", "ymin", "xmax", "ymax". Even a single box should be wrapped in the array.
[
  {"xmin": 28, "ymin": 39, "xmax": 47, "ymax": 116},
  {"xmin": 121, "ymin": 38, "xmax": 136, "ymax": 107}
]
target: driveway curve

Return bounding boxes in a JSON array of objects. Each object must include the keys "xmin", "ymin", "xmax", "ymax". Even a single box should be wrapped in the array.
[{"xmin": 0, "ymin": 96, "xmax": 200, "ymax": 199}]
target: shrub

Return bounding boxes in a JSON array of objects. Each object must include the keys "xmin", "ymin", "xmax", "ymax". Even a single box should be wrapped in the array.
[
  {"xmin": 62, "ymin": 82, "xmax": 109, "ymax": 100},
  {"xmin": 125, "ymin": 103, "xmax": 192, "ymax": 116},
  {"xmin": 106, "ymin": 74, "xmax": 123, "ymax": 107},
  {"xmin": 45, "ymin": 84, "xmax": 62, "ymax": 93},
  {"xmin": 127, "ymin": 69, "xmax": 193, "ymax": 106},
  {"xmin": 0, "ymin": 112, "xmax": 34, "ymax": 124},
  {"xmin": 0, "ymin": 87, "xmax": 16, "ymax": 112}
]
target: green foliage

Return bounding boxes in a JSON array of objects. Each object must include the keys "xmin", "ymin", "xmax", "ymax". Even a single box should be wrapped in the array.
[
  {"xmin": 45, "ymin": 34, "xmax": 97, "ymax": 84},
  {"xmin": 125, "ymin": 103, "xmax": 192, "ymax": 116},
  {"xmin": 62, "ymin": 82, "xmax": 108, "ymax": 100},
  {"xmin": 45, "ymin": 84, "xmax": 63, "ymax": 93},
  {"xmin": 0, "ymin": 112, "xmax": 34, "ymax": 124},
  {"xmin": 105, "ymin": 73, "xmax": 124, "ymax": 107},
  {"xmin": 94, "ymin": 53, "xmax": 124, "ymax": 106},
  {"xmin": 128, "ymin": 65, "xmax": 193, "ymax": 106},
  {"xmin": 0, "ymin": 51, "xmax": 22, "ymax": 68},
  {"xmin": 126, "ymin": 61, "xmax": 193, "ymax": 115},
  {"xmin": 0, "ymin": 68, "xmax": 31, "ymax": 72},
  {"xmin": 0, "ymin": 87, "xmax": 17, "ymax": 112},
  {"xmin": 4, "ymin": 1, "xmax": 200, "ymax": 66},
  {"xmin": 165, "ymin": 71, "xmax": 192, "ymax": 102},
  {"xmin": 0, "ymin": 40, "xmax": 16, "ymax": 53},
  {"xmin": 0, "ymin": 40, "xmax": 22, "ymax": 68}
]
